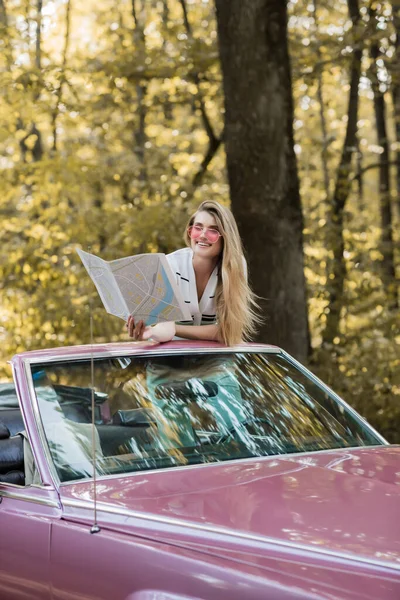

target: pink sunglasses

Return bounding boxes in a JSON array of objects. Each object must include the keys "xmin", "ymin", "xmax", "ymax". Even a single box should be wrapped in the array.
[{"xmin": 188, "ymin": 225, "xmax": 222, "ymax": 244}]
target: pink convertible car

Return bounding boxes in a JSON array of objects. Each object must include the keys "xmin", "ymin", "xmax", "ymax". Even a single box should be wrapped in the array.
[{"xmin": 0, "ymin": 340, "xmax": 399, "ymax": 599}]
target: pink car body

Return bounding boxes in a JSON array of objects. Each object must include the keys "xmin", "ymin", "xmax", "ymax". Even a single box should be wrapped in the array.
[{"xmin": 0, "ymin": 341, "xmax": 399, "ymax": 600}]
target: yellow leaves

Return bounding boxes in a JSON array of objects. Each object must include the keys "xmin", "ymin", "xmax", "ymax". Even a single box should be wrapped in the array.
[
  {"xmin": 187, "ymin": 83, "xmax": 198, "ymax": 95},
  {"xmin": 52, "ymin": 230, "xmax": 68, "ymax": 242},
  {"xmin": 178, "ymin": 140, "xmax": 191, "ymax": 151},
  {"xmin": 304, "ymin": 266, "xmax": 317, "ymax": 283},
  {"xmin": 26, "ymin": 223, "xmax": 47, "ymax": 240},
  {"xmin": 304, "ymin": 245, "xmax": 326, "ymax": 258},
  {"xmin": 369, "ymin": 249, "xmax": 383, "ymax": 261},
  {"xmin": 169, "ymin": 152, "xmax": 199, "ymax": 177},
  {"xmin": 42, "ymin": 321, "xmax": 54, "ymax": 334},
  {"xmin": 22, "ymin": 263, "xmax": 31, "ymax": 274},
  {"xmin": 72, "ymin": 297, "xmax": 87, "ymax": 306},
  {"xmin": 76, "ymin": 147, "xmax": 96, "ymax": 161},
  {"xmin": 3, "ymin": 219, "xmax": 23, "ymax": 233},
  {"xmin": 24, "ymin": 134, "xmax": 38, "ymax": 150},
  {"xmin": 38, "ymin": 272, "xmax": 50, "ymax": 283},
  {"xmin": 15, "ymin": 129, "xmax": 29, "ymax": 141}
]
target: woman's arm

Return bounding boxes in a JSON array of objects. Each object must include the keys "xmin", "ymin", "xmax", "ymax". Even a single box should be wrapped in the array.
[
  {"xmin": 175, "ymin": 323, "xmax": 219, "ymax": 341},
  {"xmin": 126, "ymin": 317, "xmax": 219, "ymax": 342}
]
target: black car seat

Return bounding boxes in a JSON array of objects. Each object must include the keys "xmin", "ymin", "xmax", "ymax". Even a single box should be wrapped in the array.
[{"xmin": 0, "ymin": 414, "xmax": 24, "ymax": 485}]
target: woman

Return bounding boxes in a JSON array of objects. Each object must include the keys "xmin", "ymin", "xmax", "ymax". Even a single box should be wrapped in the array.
[{"xmin": 127, "ymin": 200, "xmax": 260, "ymax": 345}]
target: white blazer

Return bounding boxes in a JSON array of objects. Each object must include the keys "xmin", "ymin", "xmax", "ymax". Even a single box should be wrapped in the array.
[{"xmin": 166, "ymin": 247, "xmax": 247, "ymax": 326}]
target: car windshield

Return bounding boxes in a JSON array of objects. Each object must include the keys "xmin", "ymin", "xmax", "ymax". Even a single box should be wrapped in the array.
[{"xmin": 31, "ymin": 351, "xmax": 383, "ymax": 483}]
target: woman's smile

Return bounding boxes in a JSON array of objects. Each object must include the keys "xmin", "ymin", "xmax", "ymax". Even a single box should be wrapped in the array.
[{"xmin": 190, "ymin": 210, "xmax": 223, "ymax": 258}]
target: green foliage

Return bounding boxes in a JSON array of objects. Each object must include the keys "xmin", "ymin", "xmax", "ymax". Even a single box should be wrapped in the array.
[
  {"xmin": 289, "ymin": 0, "xmax": 400, "ymax": 441},
  {"xmin": 0, "ymin": 0, "xmax": 226, "ymax": 371},
  {"xmin": 0, "ymin": 0, "xmax": 399, "ymax": 441}
]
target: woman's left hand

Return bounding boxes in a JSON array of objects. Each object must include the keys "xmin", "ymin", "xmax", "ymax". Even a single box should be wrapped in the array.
[
  {"xmin": 142, "ymin": 321, "xmax": 176, "ymax": 342},
  {"xmin": 126, "ymin": 317, "xmax": 176, "ymax": 343}
]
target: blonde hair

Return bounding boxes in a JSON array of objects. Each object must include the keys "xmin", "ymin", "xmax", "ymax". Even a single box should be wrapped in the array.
[{"xmin": 184, "ymin": 201, "xmax": 261, "ymax": 346}]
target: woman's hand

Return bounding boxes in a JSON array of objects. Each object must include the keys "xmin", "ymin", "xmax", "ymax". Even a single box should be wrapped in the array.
[
  {"xmin": 126, "ymin": 315, "xmax": 146, "ymax": 340},
  {"xmin": 126, "ymin": 317, "xmax": 176, "ymax": 343}
]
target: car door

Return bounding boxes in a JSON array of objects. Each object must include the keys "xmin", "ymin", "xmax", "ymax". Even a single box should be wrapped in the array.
[{"xmin": 0, "ymin": 483, "xmax": 60, "ymax": 599}]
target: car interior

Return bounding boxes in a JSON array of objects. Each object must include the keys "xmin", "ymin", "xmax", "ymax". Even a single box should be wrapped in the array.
[{"xmin": 0, "ymin": 381, "xmax": 155, "ymax": 486}]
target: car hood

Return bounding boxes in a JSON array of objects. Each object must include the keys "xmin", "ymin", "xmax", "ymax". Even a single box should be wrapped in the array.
[{"xmin": 61, "ymin": 445, "xmax": 400, "ymax": 567}]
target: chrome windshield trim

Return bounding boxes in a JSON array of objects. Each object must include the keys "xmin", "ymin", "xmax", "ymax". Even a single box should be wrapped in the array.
[
  {"xmin": 0, "ymin": 488, "xmax": 60, "ymax": 508},
  {"xmin": 22, "ymin": 345, "xmax": 280, "ymax": 366},
  {"xmin": 21, "ymin": 361, "xmax": 61, "ymax": 488},
  {"xmin": 61, "ymin": 497, "xmax": 400, "ymax": 572},
  {"xmin": 280, "ymin": 351, "xmax": 388, "ymax": 445},
  {"xmin": 58, "ymin": 444, "xmax": 391, "ymax": 487}
]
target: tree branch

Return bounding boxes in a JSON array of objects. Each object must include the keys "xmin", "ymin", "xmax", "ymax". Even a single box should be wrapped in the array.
[
  {"xmin": 52, "ymin": 0, "xmax": 71, "ymax": 152},
  {"xmin": 35, "ymin": 0, "xmax": 42, "ymax": 71},
  {"xmin": 179, "ymin": 0, "xmax": 222, "ymax": 185},
  {"xmin": 178, "ymin": 0, "xmax": 192, "ymax": 36},
  {"xmin": 351, "ymin": 161, "xmax": 399, "ymax": 181},
  {"xmin": 312, "ymin": 0, "xmax": 331, "ymax": 202},
  {"xmin": 192, "ymin": 131, "xmax": 223, "ymax": 186},
  {"xmin": 197, "ymin": 95, "xmax": 217, "ymax": 145}
]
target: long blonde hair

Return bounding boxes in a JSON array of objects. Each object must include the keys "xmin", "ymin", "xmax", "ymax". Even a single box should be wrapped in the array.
[{"xmin": 184, "ymin": 201, "xmax": 261, "ymax": 346}]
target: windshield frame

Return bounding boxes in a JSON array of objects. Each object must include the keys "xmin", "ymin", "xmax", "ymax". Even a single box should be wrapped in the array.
[
  {"xmin": 22, "ymin": 346, "xmax": 388, "ymax": 488},
  {"xmin": 280, "ymin": 349, "xmax": 387, "ymax": 445}
]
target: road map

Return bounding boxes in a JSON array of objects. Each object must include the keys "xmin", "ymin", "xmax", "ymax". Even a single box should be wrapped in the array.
[{"xmin": 77, "ymin": 249, "xmax": 192, "ymax": 325}]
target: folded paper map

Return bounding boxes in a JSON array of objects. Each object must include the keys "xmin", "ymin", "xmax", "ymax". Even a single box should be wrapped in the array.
[{"xmin": 77, "ymin": 249, "xmax": 192, "ymax": 325}]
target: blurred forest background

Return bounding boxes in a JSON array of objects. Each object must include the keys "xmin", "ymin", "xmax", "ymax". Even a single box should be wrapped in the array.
[{"xmin": 0, "ymin": 0, "xmax": 399, "ymax": 440}]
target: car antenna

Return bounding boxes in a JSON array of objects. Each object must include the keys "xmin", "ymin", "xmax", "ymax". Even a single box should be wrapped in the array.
[{"xmin": 88, "ymin": 246, "xmax": 101, "ymax": 535}]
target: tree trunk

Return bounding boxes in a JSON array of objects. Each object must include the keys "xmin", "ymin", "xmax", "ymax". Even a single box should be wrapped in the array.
[
  {"xmin": 355, "ymin": 134, "xmax": 364, "ymax": 209},
  {"xmin": 322, "ymin": 0, "xmax": 361, "ymax": 345},
  {"xmin": 19, "ymin": 0, "xmax": 44, "ymax": 163},
  {"xmin": 0, "ymin": 0, "xmax": 13, "ymax": 69},
  {"xmin": 161, "ymin": 0, "xmax": 173, "ymax": 122},
  {"xmin": 52, "ymin": 0, "xmax": 71, "ymax": 152},
  {"xmin": 180, "ymin": 0, "xmax": 222, "ymax": 186},
  {"xmin": 132, "ymin": 0, "xmax": 147, "ymax": 182},
  {"xmin": 369, "ymin": 11, "xmax": 398, "ymax": 308},
  {"xmin": 214, "ymin": 0, "xmax": 310, "ymax": 362},
  {"xmin": 35, "ymin": 0, "xmax": 42, "ymax": 71},
  {"xmin": 390, "ymin": 1, "xmax": 400, "ymax": 216},
  {"xmin": 32, "ymin": 0, "xmax": 43, "ymax": 161},
  {"xmin": 312, "ymin": 0, "xmax": 330, "ymax": 203}
]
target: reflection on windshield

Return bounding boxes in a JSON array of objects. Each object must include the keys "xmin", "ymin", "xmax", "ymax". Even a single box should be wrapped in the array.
[{"xmin": 31, "ymin": 352, "xmax": 382, "ymax": 483}]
